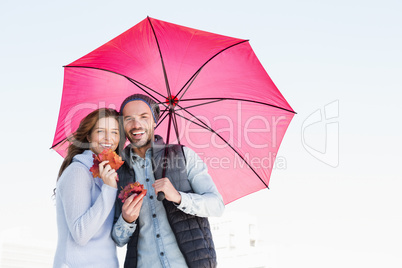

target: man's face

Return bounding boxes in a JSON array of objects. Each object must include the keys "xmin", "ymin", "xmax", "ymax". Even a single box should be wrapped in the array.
[{"xmin": 122, "ymin": 100, "xmax": 156, "ymax": 149}]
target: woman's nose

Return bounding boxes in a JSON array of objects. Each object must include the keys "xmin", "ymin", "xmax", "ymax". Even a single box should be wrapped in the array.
[{"xmin": 104, "ymin": 131, "xmax": 110, "ymax": 140}]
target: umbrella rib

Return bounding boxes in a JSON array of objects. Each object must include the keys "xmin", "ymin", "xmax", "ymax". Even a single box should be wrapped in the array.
[
  {"xmin": 155, "ymin": 106, "xmax": 180, "ymax": 144},
  {"xmin": 174, "ymin": 111, "xmax": 269, "ymax": 189},
  {"xmin": 176, "ymin": 39, "xmax": 249, "ymax": 99},
  {"xmin": 159, "ymin": 106, "xmax": 169, "ymax": 121},
  {"xmin": 147, "ymin": 16, "xmax": 172, "ymax": 99},
  {"xmin": 174, "ymin": 112, "xmax": 212, "ymax": 134},
  {"xmin": 126, "ymin": 77, "xmax": 166, "ymax": 100},
  {"xmin": 179, "ymin": 97, "xmax": 297, "ymax": 114},
  {"xmin": 165, "ymin": 111, "xmax": 173, "ymax": 144},
  {"xmin": 63, "ymin": 65, "xmax": 166, "ymax": 100},
  {"xmin": 176, "ymin": 99, "xmax": 225, "ymax": 111},
  {"xmin": 50, "ymin": 138, "xmax": 67, "ymax": 149},
  {"xmin": 177, "ymin": 68, "xmax": 201, "ymax": 103},
  {"xmin": 155, "ymin": 110, "xmax": 169, "ymax": 129},
  {"xmin": 171, "ymin": 111, "xmax": 181, "ymax": 144}
]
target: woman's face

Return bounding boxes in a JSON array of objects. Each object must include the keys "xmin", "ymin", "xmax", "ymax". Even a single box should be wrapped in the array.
[{"xmin": 88, "ymin": 117, "xmax": 120, "ymax": 155}]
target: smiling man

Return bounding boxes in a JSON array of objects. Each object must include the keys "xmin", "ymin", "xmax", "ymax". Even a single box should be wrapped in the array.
[{"xmin": 112, "ymin": 94, "xmax": 224, "ymax": 268}]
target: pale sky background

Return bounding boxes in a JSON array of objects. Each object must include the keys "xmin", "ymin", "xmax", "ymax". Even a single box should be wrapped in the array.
[{"xmin": 1, "ymin": 0, "xmax": 401, "ymax": 267}]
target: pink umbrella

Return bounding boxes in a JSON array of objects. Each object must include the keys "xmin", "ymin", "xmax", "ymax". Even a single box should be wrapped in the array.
[{"xmin": 52, "ymin": 17, "xmax": 295, "ymax": 204}]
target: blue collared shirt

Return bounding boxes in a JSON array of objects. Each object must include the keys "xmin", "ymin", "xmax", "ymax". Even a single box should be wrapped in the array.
[{"xmin": 112, "ymin": 146, "xmax": 224, "ymax": 268}]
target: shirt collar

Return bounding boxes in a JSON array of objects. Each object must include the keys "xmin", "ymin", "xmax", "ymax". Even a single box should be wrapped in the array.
[
  {"xmin": 127, "ymin": 135, "xmax": 166, "ymax": 164},
  {"xmin": 129, "ymin": 145, "xmax": 152, "ymax": 164}
]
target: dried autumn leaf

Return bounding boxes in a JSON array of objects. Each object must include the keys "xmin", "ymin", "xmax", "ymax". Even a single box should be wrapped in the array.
[
  {"xmin": 118, "ymin": 182, "xmax": 146, "ymax": 203},
  {"xmin": 90, "ymin": 149, "xmax": 124, "ymax": 178}
]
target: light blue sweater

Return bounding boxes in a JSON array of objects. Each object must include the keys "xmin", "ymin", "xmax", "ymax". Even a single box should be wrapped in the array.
[{"xmin": 53, "ymin": 150, "xmax": 119, "ymax": 268}]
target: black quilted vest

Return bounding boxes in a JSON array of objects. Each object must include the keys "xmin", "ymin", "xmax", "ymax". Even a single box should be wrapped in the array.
[{"xmin": 114, "ymin": 136, "xmax": 217, "ymax": 268}]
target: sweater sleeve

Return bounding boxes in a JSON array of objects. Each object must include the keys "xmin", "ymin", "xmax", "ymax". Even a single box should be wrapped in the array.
[{"xmin": 57, "ymin": 163, "xmax": 117, "ymax": 246}]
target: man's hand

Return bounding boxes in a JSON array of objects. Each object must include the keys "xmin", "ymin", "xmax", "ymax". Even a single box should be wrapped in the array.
[
  {"xmin": 153, "ymin": 178, "xmax": 181, "ymax": 204},
  {"xmin": 122, "ymin": 193, "xmax": 144, "ymax": 223}
]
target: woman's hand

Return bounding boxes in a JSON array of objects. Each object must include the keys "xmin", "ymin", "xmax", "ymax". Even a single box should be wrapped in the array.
[{"xmin": 98, "ymin": 160, "xmax": 118, "ymax": 189}]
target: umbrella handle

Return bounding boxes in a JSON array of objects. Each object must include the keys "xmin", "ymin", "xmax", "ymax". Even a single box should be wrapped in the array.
[{"xmin": 157, "ymin": 191, "xmax": 165, "ymax": 201}]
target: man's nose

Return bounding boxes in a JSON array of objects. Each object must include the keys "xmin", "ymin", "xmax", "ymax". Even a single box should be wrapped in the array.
[{"xmin": 131, "ymin": 118, "xmax": 141, "ymax": 128}]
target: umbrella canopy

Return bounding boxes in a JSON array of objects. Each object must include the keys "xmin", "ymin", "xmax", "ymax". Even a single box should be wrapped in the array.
[{"xmin": 52, "ymin": 17, "xmax": 295, "ymax": 204}]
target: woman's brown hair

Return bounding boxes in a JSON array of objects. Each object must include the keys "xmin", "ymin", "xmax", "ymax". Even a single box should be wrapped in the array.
[{"xmin": 57, "ymin": 108, "xmax": 121, "ymax": 179}]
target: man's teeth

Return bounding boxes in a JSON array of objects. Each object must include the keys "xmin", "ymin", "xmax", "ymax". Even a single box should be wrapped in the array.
[{"xmin": 132, "ymin": 131, "xmax": 145, "ymax": 135}]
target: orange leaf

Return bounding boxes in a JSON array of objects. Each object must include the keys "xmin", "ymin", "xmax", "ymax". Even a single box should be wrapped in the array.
[
  {"xmin": 118, "ymin": 182, "xmax": 145, "ymax": 203},
  {"xmin": 90, "ymin": 149, "xmax": 124, "ymax": 178}
]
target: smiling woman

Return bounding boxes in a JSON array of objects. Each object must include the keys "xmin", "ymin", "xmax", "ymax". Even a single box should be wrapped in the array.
[
  {"xmin": 53, "ymin": 108, "xmax": 122, "ymax": 268},
  {"xmin": 87, "ymin": 117, "xmax": 120, "ymax": 155},
  {"xmin": 57, "ymin": 108, "xmax": 121, "ymax": 178}
]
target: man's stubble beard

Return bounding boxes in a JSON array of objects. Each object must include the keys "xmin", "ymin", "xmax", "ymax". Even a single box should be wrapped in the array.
[{"xmin": 126, "ymin": 129, "xmax": 154, "ymax": 149}]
